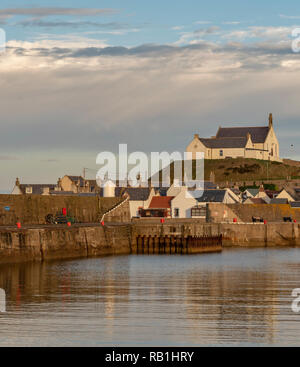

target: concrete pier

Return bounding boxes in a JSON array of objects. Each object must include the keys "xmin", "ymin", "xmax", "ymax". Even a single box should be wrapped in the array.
[{"xmin": 0, "ymin": 221, "xmax": 299, "ymax": 264}]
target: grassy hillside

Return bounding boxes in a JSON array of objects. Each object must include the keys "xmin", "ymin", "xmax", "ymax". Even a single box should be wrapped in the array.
[
  {"xmin": 204, "ymin": 158, "xmax": 300, "ymax": 183},
  {"xmin": 154, "ymin": 158, "xmax": 300, "ymax": 185}
]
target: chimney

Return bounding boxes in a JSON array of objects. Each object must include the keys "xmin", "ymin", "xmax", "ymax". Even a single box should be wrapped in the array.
[
  {"xmin": 15, "ymin": 177, "xmax": 20, "ymax": 186},
  {"xmin": 42, "ymin": 187, "xmax": 50, "ymax": 195},
  {"xmin": 247, "ymin": 132, "xmax": 251, "ymax": 140},
  {"xmin": 57, "ymin": 178, "xmax": 62, "ymax": 190},
  {"xmin": 194, "ymin": 134, "xmax": 199, "ymax": 139},
  {"xmin": 259, "ymin": 184, "xmax": 265, "ymax": 192},
  {"xmin": 269, "ymin": 113, "xmax": 273, "ymax": 128}
]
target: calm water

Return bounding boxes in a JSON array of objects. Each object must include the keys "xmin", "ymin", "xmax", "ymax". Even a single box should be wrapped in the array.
[{"xmin": 1, "ymin": 248, "xmax": 300, "ymax": 346}]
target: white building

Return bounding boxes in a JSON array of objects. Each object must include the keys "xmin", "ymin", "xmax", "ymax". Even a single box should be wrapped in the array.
[{"xmin": 186, "ymin": 114, "xmax": 281, "ymax": 162}]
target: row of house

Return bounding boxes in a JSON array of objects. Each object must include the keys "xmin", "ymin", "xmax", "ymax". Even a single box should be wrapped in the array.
[
  {"xmin": 12, "ymin": 176, "xmax": 99, "ymax": 196},
  {"xmin": 12, "ymin": 175, "xmax": 300, "ymax": 219}
]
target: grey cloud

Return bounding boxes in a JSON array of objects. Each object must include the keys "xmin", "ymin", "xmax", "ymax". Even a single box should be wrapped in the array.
[
  {"xmin": 0, "ymin": 7, "xmax": 117, "ymax": 17},
  {"xmin": 41, "ymin": 159, "xmax": 60, "ymax": 163},
  {"xmin": 1, "ymin": 38, "xmax": 300, "ymax": 193},
  {"xmin": 194, "ymin": 26, "xmax": 220, "ymax": 36},
  {"xmin": 279, "ymin": 14, "xmax": 300, "ymax": 20},
  {"xmin": 11, "ymin": 41, "xmax": 294, "ymax": 61},
  {"xmin": 17, "ymin": 20, "xmax": 133, "ymax": 30},
  {"xmin": 0, "ymin": 155, "xmax": 19, "ymax": 160}
]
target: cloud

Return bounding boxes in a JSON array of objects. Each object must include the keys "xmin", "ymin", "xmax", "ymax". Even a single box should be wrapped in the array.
[
  {"xmin": 223, "ymin": 26, "xmax": 294, "ymax": 41},
  {"xmin": 171, "ymin": 26, "xmax": 185, "ymax": 31},
  {"xmin": 174, "ymin": 26, "xmax": 220, "ymax": 45},
  {"xmin": 223, "ymin": 21, "xmax": 241, "ymax": 25},
  {"xmin": 17, "ymin": 20, "xmax": 132, "ymax": 29},
  {"xmin": 0, "ymin": 155, "xmax": 19, "ymax": 160},
  {"xmin": 41, "ymin": 159, "xmax": 60, "ymax": 163},
  {"xmin": 0, "ymin": 7, "xmax": 117, "ymax": 17},
  {"xmin": 279, "ymin": 14, "xmax": 300, "ymax": 20},
  {"xmin": 194, "ymin": 21, "xmax": 211, "ymax": 25},
  {"xmin": 194, "ymin": 26, "xmax": 220, "ymax": 36},
  {"xmin": 1, "ymin": 32, "xmax": 300, "ymax": 192}
]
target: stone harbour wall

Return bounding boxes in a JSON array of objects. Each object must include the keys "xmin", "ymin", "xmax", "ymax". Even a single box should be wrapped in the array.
[
  {"xmin": 0, "ymin": 195, "xmax": 123, "ymax": 225},
  {"xmin": 0, "ymin": 220, "xmax": 300, "ymax": 265}
]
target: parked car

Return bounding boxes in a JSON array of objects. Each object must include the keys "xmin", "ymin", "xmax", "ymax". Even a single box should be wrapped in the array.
[{"xmin": 45, "ymin": 213, "xmax": 76, "ymax": 225}]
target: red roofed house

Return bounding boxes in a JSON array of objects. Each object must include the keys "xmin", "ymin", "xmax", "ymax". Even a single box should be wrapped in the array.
[{"xmin": 140, "ymin": 196, "xmax": 175, "ymax": 218}]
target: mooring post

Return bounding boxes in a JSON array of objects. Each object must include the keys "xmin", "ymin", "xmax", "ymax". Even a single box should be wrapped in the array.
[{"xmin": 142, "ymin": 236, "xmax": 145, "ymax": 254}]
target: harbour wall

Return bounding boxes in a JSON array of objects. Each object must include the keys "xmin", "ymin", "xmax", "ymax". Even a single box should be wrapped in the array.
[
  {"xmin": 207, "ymin": 203, "xmax": 300, "ymax": 223},
  {"xmin": 0, "ymin": 195, "xmax": 124, "ymax": 225},
  {"xmin": 0, "ymin": 221, "xmax": 300, "ymax": 264},
  {"xmin": 0, "ymin": 224, "xmax": 132, "ymax": 264}
]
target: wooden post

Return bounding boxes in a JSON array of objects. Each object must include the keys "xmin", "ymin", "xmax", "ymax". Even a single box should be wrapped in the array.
[
  {"xmin": 136, "ymin": 235, "xmax": 140, "ymax": 254},
  {"xmin": 142, "ymin": 236, "xmax": 145, "ymax": 254}
]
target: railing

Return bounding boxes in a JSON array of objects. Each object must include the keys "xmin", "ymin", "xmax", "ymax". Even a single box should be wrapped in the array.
[{"xmin": 100, "ymin": 195, "xmax": 130, "ymax": 223}]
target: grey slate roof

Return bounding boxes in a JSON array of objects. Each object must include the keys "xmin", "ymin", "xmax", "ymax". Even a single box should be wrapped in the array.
[
  {"xmin": 246, "ymin": 188, "xmax": 259, "ymax": 197},
  {"xmin": 67, "ymin": 176, "xmax": 85, "ymax": 187},
  {"xmin": 200, "ymin": 137, "xmax": 247, "ymax": 149},
  {"xmin": 291, "ymin": 202, "xmax": 300, "ymax": 208},
  {"xmin": 196, "ymin": 189, "xmax": 226, "ymax": 203},
  {"xmin": 49, "ymin": 190, "xmax": 75, "ymax": 195},
  {"xmin": 115, "ymin": 187, "xmax": 151, "ymax": 201},
  {"xmin": 216, "ymin": 126, "xmax": 269, "ymax": 143},
  {"xmin": 19, "ymin": 184, "xmax": 56, "ymax": 195}
]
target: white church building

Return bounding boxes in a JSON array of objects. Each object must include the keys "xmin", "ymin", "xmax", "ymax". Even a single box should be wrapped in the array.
[{"xmin": 186, "ymin": 113, "xmax": 281, "ymax": 162}]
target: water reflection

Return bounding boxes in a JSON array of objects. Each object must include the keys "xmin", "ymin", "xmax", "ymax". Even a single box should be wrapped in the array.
[{"xmin": 0, "ymin": 248, "xmax": 300, "ymax": 346}]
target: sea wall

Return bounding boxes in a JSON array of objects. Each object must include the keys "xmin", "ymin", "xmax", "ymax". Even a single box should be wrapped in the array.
[
  {"xmin": 0, "ymin": 221, "xmax": 300, "ymax": 265},
  {"xmin": 132, "ymin": 220, "xmax": 300, "ymax": 247},
  {"xmin": 207, "ymin": 203, "xmax": 300, "ymax": 223},
  {"xmin": 0, "ymin": 195, "xmax": 124, "ymax": 225},
  {"xmin": 0, "ymin": 224, "xmax": 131, "ymax": 264}
]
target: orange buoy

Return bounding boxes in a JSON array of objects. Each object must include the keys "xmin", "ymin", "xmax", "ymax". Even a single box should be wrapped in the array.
[
  {"xmin": 101, "ymin": 221, "xmax": 105, "ymax": 226},
  {"xmin": 17, "ymin": 222, "xmax": 21, "ymax": 229},
  {"xmin": 67, "ymin": 222, "xmax": 71, "ymax": 227}
]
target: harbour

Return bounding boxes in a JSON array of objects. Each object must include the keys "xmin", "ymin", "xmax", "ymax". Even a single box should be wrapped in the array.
[{"xmin": 1, "ymin": 247, "xmax": 300, "ymax": 347}]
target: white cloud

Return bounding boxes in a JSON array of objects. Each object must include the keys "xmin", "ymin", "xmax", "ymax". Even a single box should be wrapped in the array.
[
  {"xmin": 222, "ymin": 21, "xmax": 241, "ymax": 25},
  {"xmin": 279, "ymin": 14, "xmax": 300, "ymax": 20},
  {"xmin": 223, "ymin": 26, "xmax": 294, "ymax": 41},
  {"xmin": 194, "ymin": 21, "xmax": 211, "ymax": 25},
  {"xmin": 171, "ymin": 26, "xmax": 185, "ymax": 31},
  {"xmin": 1, "ymin": 34, "xmax": 300, "ymax": 191}
]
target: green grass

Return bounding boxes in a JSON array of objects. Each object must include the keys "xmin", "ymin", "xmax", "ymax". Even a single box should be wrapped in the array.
[{"xmin": 154, "ymin": 158, "xmax": 300, "ymax": 185}]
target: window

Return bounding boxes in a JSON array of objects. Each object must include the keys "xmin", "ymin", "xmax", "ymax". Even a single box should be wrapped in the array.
[
  {"xmin": 220, "ymin": 150, "xmax": 224, "ymax": 157},
  {"xmin": 174, "ymin": 208, "xmax": 179, "ymax": 218},
  {"xmin": 25, "ymin": 186, "xmax": 32, "ymax": 194},
  {"xmin": 191, "ymin": 206, "xmax": 206, "ymax": 217}
]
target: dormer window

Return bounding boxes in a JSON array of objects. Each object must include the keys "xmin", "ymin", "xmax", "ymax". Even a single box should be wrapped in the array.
[
  {"xmin": 220, "ymin": 150, "xmax": 224, "ymax": 157},
  {"xmin": 26, "ymin": 186, "xmax": 32, "ymax": 194}
]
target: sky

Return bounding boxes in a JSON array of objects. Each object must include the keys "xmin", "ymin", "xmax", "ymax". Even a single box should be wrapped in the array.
[{"xmin": 0, "ymin": 1, "xmax": 300, "ymax": 192}]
